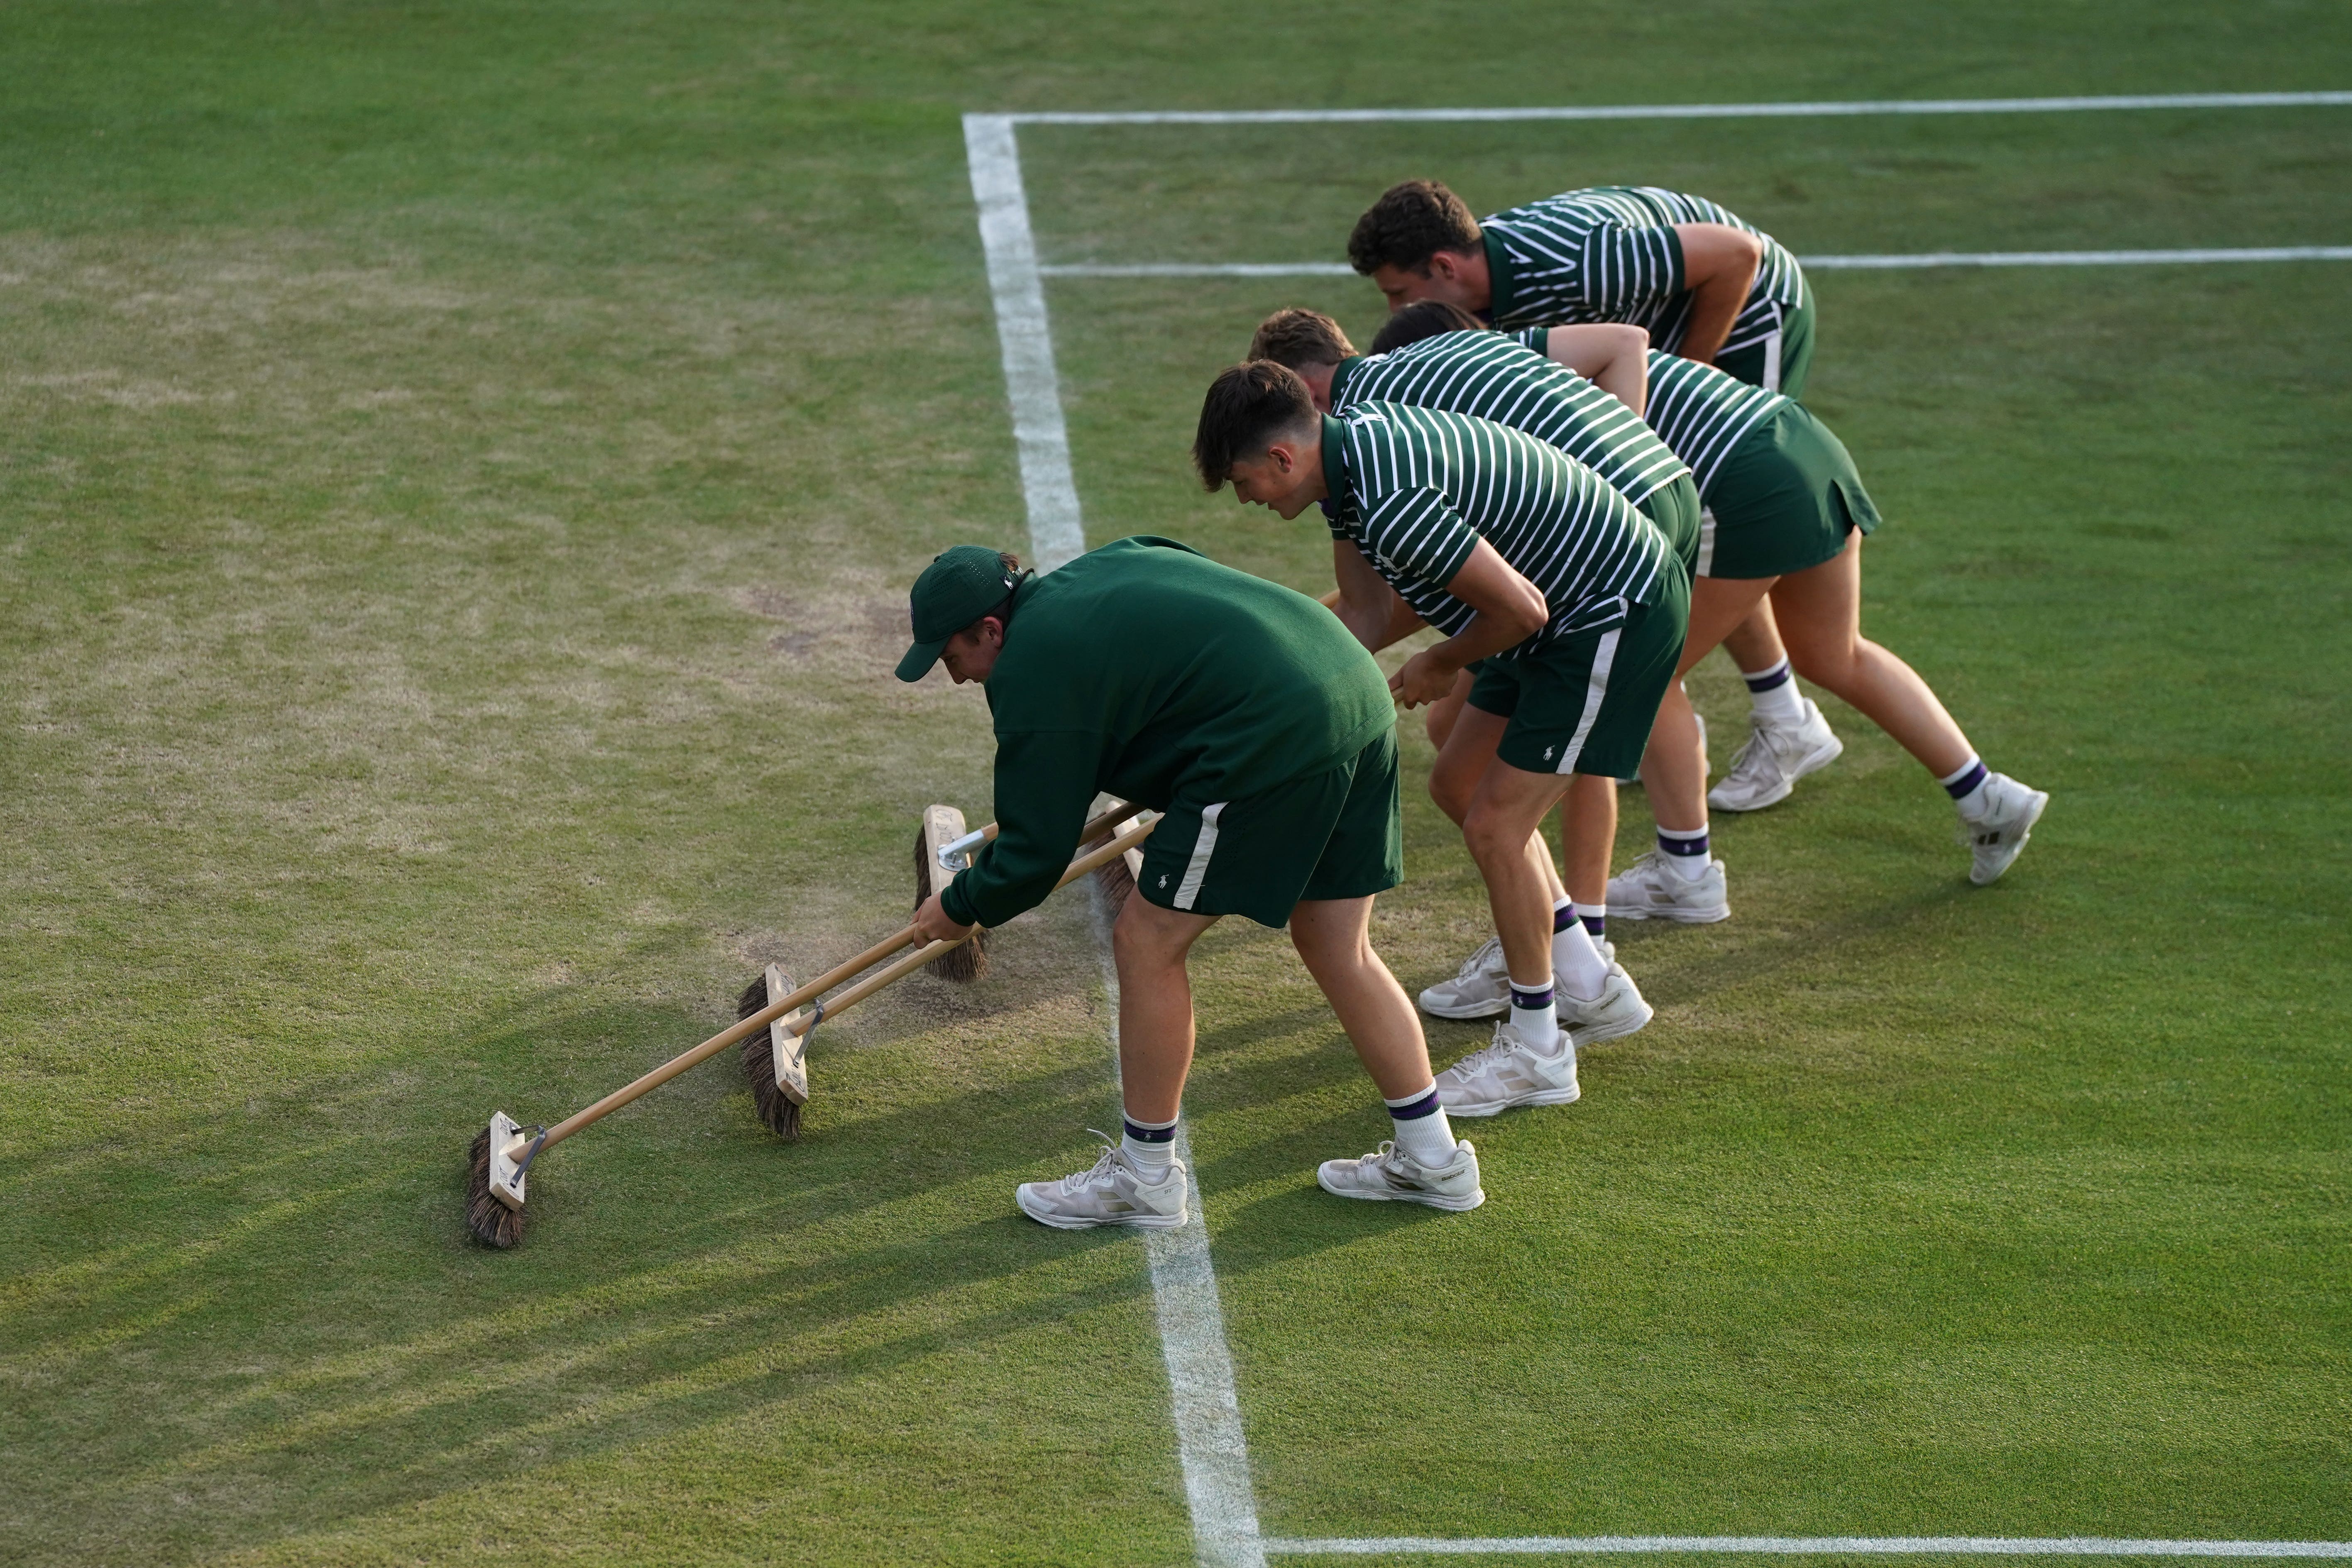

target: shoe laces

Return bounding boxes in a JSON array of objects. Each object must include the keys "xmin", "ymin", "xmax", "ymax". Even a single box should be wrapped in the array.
[
  {"xmin": 1067, "ymin": 1132, "xmax": 1124, "ymax": 1190},
  {"xmin": 1452, "ymin": 1021, "xmax": 1524, "ymax": 1076},
  {"xmin": 1453, "ymin": 935, "xmax": 1504, "ymax": 983},
  {"xmin": 1723, "ymin": 726, "xmax": 1779, "ymax": 780}
]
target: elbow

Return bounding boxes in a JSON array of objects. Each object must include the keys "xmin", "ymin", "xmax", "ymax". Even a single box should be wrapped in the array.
[
  {"xmin": 1610, "ymin": 324, "xmax": 1650, "ymax": 357},
  {"xmin": 1507, "ymin": 589, "xmax": 1549, "ymax": 643}
]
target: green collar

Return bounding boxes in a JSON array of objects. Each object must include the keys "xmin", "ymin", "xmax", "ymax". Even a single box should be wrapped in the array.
[
  {"xmin": 1319, "ymin": 413, "xmax": 1349, "ymax": 513},
  {"xmin": 1328, "ymin": 355, "xmax": 1362, "ymax": 403},
  {"xmin": 1481, "ymin": 228, "xmax": 1514, "ymax": 322}
]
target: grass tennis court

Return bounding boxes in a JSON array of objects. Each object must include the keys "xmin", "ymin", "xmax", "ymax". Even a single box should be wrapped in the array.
[{"xmin": 2, "ymin": 3, "xmax": 2347, "ymax": 1563}]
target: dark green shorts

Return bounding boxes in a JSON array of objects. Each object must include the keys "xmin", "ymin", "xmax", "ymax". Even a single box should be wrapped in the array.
[
  {"xmin": 1135, "ymin": 728, "xmax": 1403, "ymax": 929},
  {"xmin": 1698, "ymin": 402, "xmax": 1881, "ymax": 580},
  {"xmin": 1713, "ymin": 283, "xmax": 1814, "ymax": 399},
  {"xmin": 1637, "ymin": 473, "xmax": 1702, "ymax": 580},
  {"xmin": 1465, "ymin": 566, "xmax": 1690, "ymax": 779}
]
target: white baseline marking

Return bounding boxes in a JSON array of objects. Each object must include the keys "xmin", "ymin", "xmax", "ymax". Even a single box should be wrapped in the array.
[
  {"xmin": 1039, "ymin": 247, "xmax": 2352, "ymax": 279},
  {"xmin": 1009, "ymin": 90, "xmax": 2351, "ymax": 126},
  {"xmin": 1264, "ymin": 1539, "xmax": 2352, "ymax": 1559},
  {"xmin": 962, "ymin": 113, "xmax": 1086, "ymax": 571},
  {"xmin": 965, "ymin": 107, "xmax": 1266, "ymax": 1568}
]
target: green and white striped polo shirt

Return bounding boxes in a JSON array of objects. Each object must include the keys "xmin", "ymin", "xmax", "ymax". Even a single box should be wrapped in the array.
[
  {"xmin": 1328, "ymin": 330, "xmax": 1689, "ymax": 507},
  {"xmin": 1321, "ymin": 401, "xmax": 1675, "ymax": 650},
  {"xmin": 1640, "ymin": 350, "xmax": 1790, "ymax": 495},
  {"xmin": 1481, "ymin": 186, "xmax": 1806, "ymax": 359}
]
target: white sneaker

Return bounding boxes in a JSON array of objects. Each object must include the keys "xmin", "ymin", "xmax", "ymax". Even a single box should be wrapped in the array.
[
  {"xmin": 1317, "ymin": 1139, "xmax": 1485, "ymax": 1211},
  {"xmin": 1557, "ymin": 961, "xmax": 1654, "ymax": 1045},
  {"xmin": 1708, "ymin": 700, "xmax": 1843, "ymax": 812},
  {"xmin": 1015, "ymin": 1137, "xmax": 1187, "ymax": 1230},
  {"xmin": 1418, "ymin": 934, "xmax": 1511, "ymax": 1020},
  {"xmin": 1959, "ymin": 774, "xmax": 2049, "ymax": 885},
  {"xmin": 1607, "ymin": 849, "xmax": 1731, "ymax": 924},
  {"xmin": 1434, "ymin": 1020, "xmax": 1580, "ymax": 1118},
  {"xmin": 1621, "ymin": 711, "xmax": 1706, "ymax": 785}
]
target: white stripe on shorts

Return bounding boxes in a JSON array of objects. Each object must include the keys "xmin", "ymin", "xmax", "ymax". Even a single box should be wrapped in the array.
[
  {"xmin": 1697, "ymin": 506, "xmax": 1717, "ymax": 577},
  {"xmin": 1760, "ymin": 327, "xmax": 1784, "ymax": 393},
  {"xmin": 1556, "ymin": 625, "xmax": 1623, "ymax": 774},
  {"xmin": 1173, "ymin": 802, "xmax": 1226, "ymax": 910}
]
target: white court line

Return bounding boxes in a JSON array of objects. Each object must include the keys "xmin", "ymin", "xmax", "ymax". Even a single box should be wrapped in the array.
[
  {"xmin": 1008, "ymin": 90, "xmax": 2351, "ymax": 126},
  {"xmin": 1264, "ymin": 1539, "xmax": 2352, "ymax": 1559},
  {"xmin": 966, "ymin": 108, "xmax": 1267, "ymax": 1568},
  {"xmin": 1038, "ymin": 247, "xmax": 2352, "ymax": 278},
  {"xmin": 963, "ymin": 114, "xmax": 1086, "ymax": 571}
]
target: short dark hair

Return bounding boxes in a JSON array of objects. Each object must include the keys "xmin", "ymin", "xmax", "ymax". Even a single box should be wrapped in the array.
[
  {"xmin": 1370, "ymin": 299, "xmax": 1489, "ymax": 355},
  {"xmin": 1193, "ymin": 362, "xmax": 1319, "ymax": 490},
  {"xmin": 1249, "ymin": 307, "xmax": 1356, "ymax": 369},
  {"xmin": 1348, "ymin": 180, "xmax": 1482, "ymax": 276}
]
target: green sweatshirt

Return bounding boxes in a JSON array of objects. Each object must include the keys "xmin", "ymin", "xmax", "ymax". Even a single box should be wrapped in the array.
[{"xmin": 940, "ymin": 536, "xmax": 1395, "ymax": 929}]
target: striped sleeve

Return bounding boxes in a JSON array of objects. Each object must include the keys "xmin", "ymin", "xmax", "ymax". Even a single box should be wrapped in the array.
[
  {"xmin": 1358, "ymin": 487, "xmax": 1480, "ymax": 589},
  {"xmin": 1579, "ymin": 221, "xmax": 1684, "ymax": 316}
]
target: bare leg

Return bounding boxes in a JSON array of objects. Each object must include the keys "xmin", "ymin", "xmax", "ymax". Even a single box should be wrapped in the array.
[
  {"xmin": 1462, "ymin": 760, "xmax": 1575, "ymax": 984},
  {"xmin": 1558, "ymin": 773, "xmax": 1617, "ymax": 907},
  {"xmin": 1641, "ymin": 575, "xmax": 1777, "ymax": 833},
  {"xmin": 1721, "ymin": 595, "xmax": 1791, "ymax": 680},
  {"xmin": 1289, "ymin": 896, "xmax": 1435, "ymax": 1099},
  {"xmin": 1434, "ymin": 700, "xmax": 1570, "ymax": 907},
  {"xmin": 1110, "ymin": 894, "xmax": 1218, "ymax": 1123},
  {"xmin": 1771, "ymin": 533, "xmax": 1973, "ymax": 778}
]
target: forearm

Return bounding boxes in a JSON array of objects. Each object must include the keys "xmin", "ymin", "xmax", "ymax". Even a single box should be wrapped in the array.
[
  {"xmin": 1428, "ymin": 609, "xmax": 1539, "ymax": 672},
  {"xmin": 1540, "ymin": 324, "xmax": 1649, "ymax": 414},
  {"xmin": 941, "ymin": 736, "xmax": 1100, "ymax": 927},
  {"xmin": 1671, "ymin": 222, "xmax": 1761, "ymax": 365}
]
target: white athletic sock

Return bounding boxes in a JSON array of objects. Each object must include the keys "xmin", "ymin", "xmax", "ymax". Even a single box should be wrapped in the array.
[
  {"xmin": 1552, "ymin": 920, "xmax": 1611, "ymax": 1002},
  {"xmin": 1120, "ymin": 1112, "xmax": 1178, "ymax": 1175},
  {"xmin": 1508, "ymin": 971, "xmax": 1561, "ymax": 1051},
  {"xmin": 1941, "ymin": 755, "xmax": 1993, "ymax": 821},
  {"xmin": 1384, "ymin": 1085, "xmax": 1458, "ymax": 1167},
  {"xmin": 1743, "ymin": 658, "xmax": 1806, "ymax": 725},
  {"xmin": 1655, "ymin": 823, "xmax": 1712, "ymax": 881}
]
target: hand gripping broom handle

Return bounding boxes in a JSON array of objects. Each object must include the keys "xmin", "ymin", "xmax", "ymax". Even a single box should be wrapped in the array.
[{"xmin": 533, "ymin": 805, "xmax": 1156, "ymax": 1151}]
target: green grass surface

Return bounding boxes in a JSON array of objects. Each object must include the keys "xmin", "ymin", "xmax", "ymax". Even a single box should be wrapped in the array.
[{"xmin": 2, "ymin": 3, "xmax": 2348, "ymax": 1563}]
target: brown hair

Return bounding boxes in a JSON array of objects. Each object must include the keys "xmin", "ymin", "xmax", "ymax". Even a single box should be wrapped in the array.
[
  {"xmin": 1192, "ymin": 362, "xmax": 1320, "ymax": 490},
  {"xmin": 1347, "ymin": 180, "xmax": 1482, "ymax": 276},
  {"xmin": 1370, "ymin": 299, "xmax": 1488, "ymax": 355},
  {"xmin": 1249, "ymin": 307, "xmax": 1356, "ymax": 369}
]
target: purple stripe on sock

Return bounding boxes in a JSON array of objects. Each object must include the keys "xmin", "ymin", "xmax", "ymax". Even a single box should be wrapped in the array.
[
  {"xmin": 1943, "ymin": 761, "xmax": 1989, "ymax": 800},
  {"xmin": 1580, "ymin": 912, "xmax": 1606, "ymax": 939},
  {"xmin": 1122, "ymin": 1118, "xmax": 1177, "ymax": 1143},
  {"xmin": 1510, "ymin": 985, "xmax": 1555, "ymax": 1011},
  {"xmin": 1743, "ymin": 660, "xmax": 1794, "ymax": 693},
  {"xmin": 1387, "ymin": 1090, "xmax": 1441, "ymax": 1121},
  {"xmin": 1552, "ymin": 903, "xmax": 1576, "ymax": 933},
  {"xmin": 1658, "ymin": 831, "xmax": 1710, "ymax": 857}
]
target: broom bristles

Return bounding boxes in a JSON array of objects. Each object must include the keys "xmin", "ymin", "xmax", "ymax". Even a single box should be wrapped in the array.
[
  {"xmin": 736, "ymin": 977, "xmax": 804, "ymax": 1141},
  {"xmin": 465, "ymin": 1126, "xmax": 524, "ymax": 1249},
  {"xmin": 914, "ymin": 825, "xmax": 988, "ymax": 983},
  {"xmin": 1093, "ymin": 844, "xmax": 1138, "ymax": 914}
]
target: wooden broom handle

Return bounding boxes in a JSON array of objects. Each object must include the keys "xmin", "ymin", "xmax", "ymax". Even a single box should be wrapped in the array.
[{"xmin": 536, "ymin": 806, "xmax": 1154, "ymax": 1149}]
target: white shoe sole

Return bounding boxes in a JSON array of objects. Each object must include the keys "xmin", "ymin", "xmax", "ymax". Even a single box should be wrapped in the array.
[
  {"xmin": 1315, "ymin": 1170, "xmax": 1488, "ymax": 1210},
  {"xmin": 1969, "ymin": 790, "xmax": 2049, "ymax": 886},
  {"xmin": 1417, "ymin": 989, "xmax": 1510, "ymax": 1021},
  {"xmin": 1607, "ymin": 895, "xmax": 1729, "ymax": 925},
  {"xmin": 1438, "ymin": 1082, "xmax": 1581, "ymax": 1119},
  {"xmin": 1709, "ymin": 730, "xmax": 1845, "ymax": 813},
  {"xmin": 1015, "ymin": 1187, "xmax": 1185, "ymax": 1230}
]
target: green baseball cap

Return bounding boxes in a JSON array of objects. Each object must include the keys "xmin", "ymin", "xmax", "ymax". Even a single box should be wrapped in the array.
[{"xmin": 894, "ymin": 545, "xmax": 1024, "ymax": 682}]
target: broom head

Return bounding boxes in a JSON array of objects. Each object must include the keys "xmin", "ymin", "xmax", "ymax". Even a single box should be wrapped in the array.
[
  {"xmin": 736, "ymin": 968, "xmax": 806, "ymax": 1141},
  {"xmin": 465, "ymin": 1111, "xmax": 528, "ymax": 1248},
  {"xmin": 916, "ymin": 803, "xmax": 987, "ymax": 983}
]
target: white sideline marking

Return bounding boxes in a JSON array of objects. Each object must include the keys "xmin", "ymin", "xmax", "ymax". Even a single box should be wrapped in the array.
[
  {"xmin": 1088, "ymin": 887, "xmax": 1267, "ymax": 1568},
  {"xmin": 1263, "ymin": 1539, "xmax": 2352, "ymax": 1559},
  {"xmin": 1040, "ymin": 247, "xmax": 2352, "ymax": 279},
  {"xmin": 966, "ymin": 107, "xmax": 1266, "ymax": 1568},
  {"xmin": 1007, "ymin": 90, "xmax": 2352, "ymax": 126},
  {"xmin": 962, "ymin": 113, "xmax": 1086, "ymax": 571}
]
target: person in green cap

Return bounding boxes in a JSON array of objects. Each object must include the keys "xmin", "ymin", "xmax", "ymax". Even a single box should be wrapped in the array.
[{"xmin": 899, "ymin": 536, "xmax": 1488, "ymax": 1226}]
